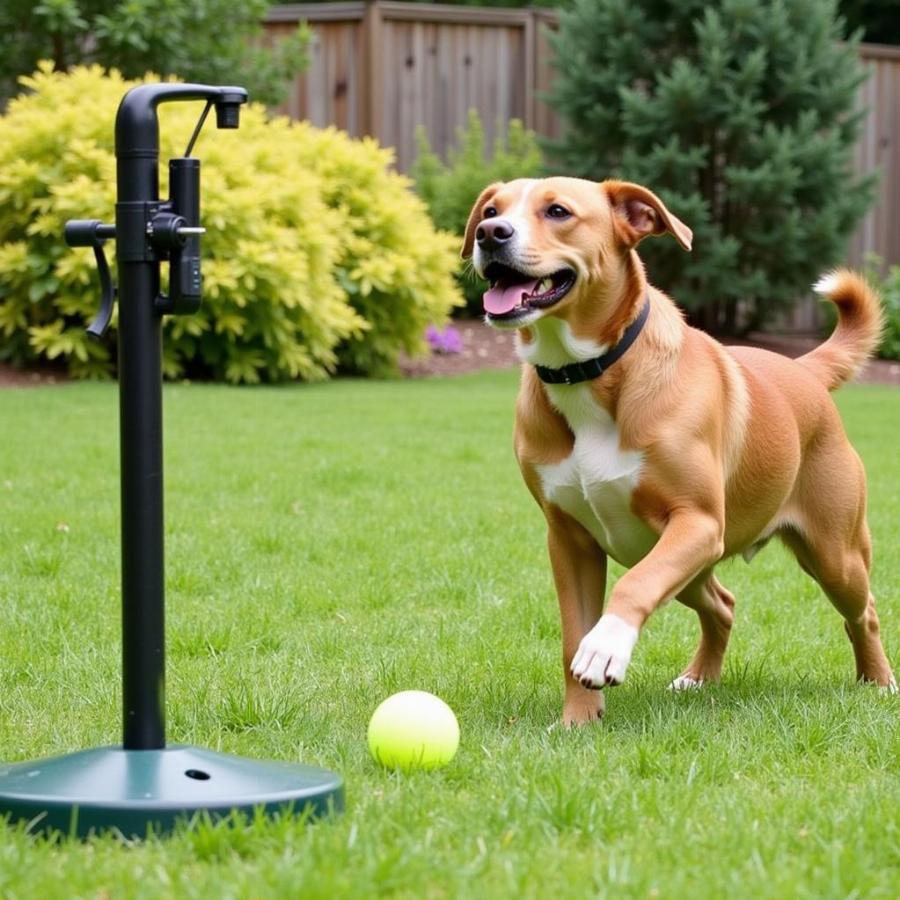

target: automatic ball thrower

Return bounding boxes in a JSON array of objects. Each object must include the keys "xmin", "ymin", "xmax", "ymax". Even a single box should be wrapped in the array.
[{"xmin": 0, "ymin": 83, "xmax": 343, "ymax": 838}]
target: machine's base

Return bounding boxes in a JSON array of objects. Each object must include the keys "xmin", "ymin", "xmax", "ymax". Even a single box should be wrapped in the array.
[{"xmin": 0, "ymin": 745, "xmax": 343, "ymax": 838}]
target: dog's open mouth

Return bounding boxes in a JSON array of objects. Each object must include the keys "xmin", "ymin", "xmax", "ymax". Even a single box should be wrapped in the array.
[{"xmin": 482, "ymin": 263, "xmax": 576, "ymax": 320}]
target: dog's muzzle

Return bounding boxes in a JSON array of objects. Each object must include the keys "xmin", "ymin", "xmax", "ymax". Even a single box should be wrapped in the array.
[{"xmin": 481, "ymin": 262, "xmax": 577, "ymax": 321}]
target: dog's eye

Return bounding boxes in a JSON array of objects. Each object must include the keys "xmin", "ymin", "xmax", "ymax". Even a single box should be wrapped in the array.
[
  {"xmin": 547, "ymin": 204, "xmax": 571, "ymax": 220},
  {"xmin": 483, "ymin": 205, "xmax": 498, "ymax": 218}
]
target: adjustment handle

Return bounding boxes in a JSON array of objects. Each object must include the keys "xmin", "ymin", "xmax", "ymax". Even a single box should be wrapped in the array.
[
  {"xmin": 64, "ymin": 219, "xmax": 117, "ymax": 338},
  {"xmin": 86, "ymin": 243, "xmax": 116, "ymax": 338},
  {"xmin": 64, "ymin": 219, "xmax": 116, "ymax": 247}
]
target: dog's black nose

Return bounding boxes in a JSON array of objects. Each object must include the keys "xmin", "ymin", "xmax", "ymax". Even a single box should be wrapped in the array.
[{"xmin": 475, "ymin": 219, "xmax": 514, "ymax": 251}]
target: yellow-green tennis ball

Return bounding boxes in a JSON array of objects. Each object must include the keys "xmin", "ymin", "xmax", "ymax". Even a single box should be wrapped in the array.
[{"xmin": 368, "ymin": 691, "xmax": 459, "ymax": 771}]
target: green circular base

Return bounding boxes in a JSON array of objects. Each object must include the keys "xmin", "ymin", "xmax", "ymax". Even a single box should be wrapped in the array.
[{"xmin": 0, "ymin": 745, "xmax": 343, "ymax": 838}]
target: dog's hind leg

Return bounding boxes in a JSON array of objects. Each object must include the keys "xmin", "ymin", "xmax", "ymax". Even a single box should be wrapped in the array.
[
  {"xmin": 780, "ymin": 437, "xmax": 895, "ymax": 690},
  {"xmin": 670, "ymin": 572, "xmax": 735, "ymax": 689},
  {"xmin": 781, "ymin": 523, "xmax": 895, "ymax": 690}
]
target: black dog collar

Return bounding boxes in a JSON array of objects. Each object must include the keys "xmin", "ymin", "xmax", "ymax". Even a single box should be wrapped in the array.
[{"xmin": 534, "ymin": 296, "xmax": 651, "ymax": 386}]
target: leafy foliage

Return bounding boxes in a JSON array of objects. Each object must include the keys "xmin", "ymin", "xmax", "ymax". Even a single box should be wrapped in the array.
[
  {"xmin": 296, "ymin": 0, "xmax": 573, "ymax": 7},
  {"xmin": 0, "ymin": 1, "xmax": 308, "ymax": 107},
  {"xmin": 412, "ymin": 109, "xmax": 543, "ymax": 314},
  {"xmin": 295, "ymin": 126, "xmax": 464, "ymax": 376},
  {"xmin": 880, "ymin": 277, "xmax": 900, "ymax": 361},
  {"xmin": 862, "ymin": 257, "xmax": 900, "ymax": 360},
  {"xmin": 0, "ymin": 65, "xmax": 461, "ymax": 382},
  {"xmin": 547, "ymin": 0, "xmax": 874, "ymax": 333}
]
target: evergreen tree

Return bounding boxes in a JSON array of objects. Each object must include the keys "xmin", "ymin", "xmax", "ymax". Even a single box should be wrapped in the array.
[{"xmin": 547, "ymin": 0, "xmax": 874, "ymax": 332}]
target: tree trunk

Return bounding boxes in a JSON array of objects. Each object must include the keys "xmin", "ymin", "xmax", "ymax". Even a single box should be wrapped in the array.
[{"xmin": 53, "ymin": 32, "xmax": 65, "ymax": 71}]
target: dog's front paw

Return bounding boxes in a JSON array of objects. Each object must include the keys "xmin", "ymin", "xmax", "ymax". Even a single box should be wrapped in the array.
[
  {"xmin": 571, "ymin": 614, "xmax": 639, "ymax": 689},
  {"xmin": 562, "ymin": 687, "xmax": 606, "ymax": 726},
  {"xmin": 668, "ymin": 675, "xmax": 704, "ymax": 691}
]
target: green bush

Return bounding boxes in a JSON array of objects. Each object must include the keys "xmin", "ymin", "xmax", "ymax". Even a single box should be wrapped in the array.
[
  {"xmin": 293, "ymin": 125, "xmax": 464, "ymax": 376},
  {"xmin": 863, "ymin": 257, "xmax": 900, "ymax": 361},
  {"xmin": 0, "ymin": 0, "xmax": 310, "ymax": 107},
  {"xmin": 881, "ymin": 278, "xmax": 900, "ymax": 360},
  {"xmin": 0, "ymin": 64, "xmax": 461, "ymax": 382},
  {"xmin": 412, "ymin": 109, "xmax": 543, "ymax": 315}
]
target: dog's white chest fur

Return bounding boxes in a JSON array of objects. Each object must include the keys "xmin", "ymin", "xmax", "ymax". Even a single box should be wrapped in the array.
[
  {"xmin": 519, "ymin": 318, "xmax": 657, "ymax": 567},
  {"xmin": 537, "ymin": 386, "xmax": 657, "ymax": 566}
]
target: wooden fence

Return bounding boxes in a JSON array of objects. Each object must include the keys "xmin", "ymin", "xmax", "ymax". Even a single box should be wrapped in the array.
[
  {"xmin": 266, "ymin": 1, "xmax": 561, "ymax": 171},
  {"xmin": 850, "ymin": 43, "xmax": 900, "ymax": 272},
  {"xmin": 266, "ymin": 2, "xmax": 900, "ymax": 278}
]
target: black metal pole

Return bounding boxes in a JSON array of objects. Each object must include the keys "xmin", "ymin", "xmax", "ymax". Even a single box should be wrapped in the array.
[
  {"xmin": 113, "ymin": 85, "xmax": 247, "ymax": 750},
  {"xmin": 116, "ymin": 101, "xmax": 166, "ymax": 750}
]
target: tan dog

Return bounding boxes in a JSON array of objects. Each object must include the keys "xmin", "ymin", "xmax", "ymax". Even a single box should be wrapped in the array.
[{"xmin": 462, "ymin": 176, "xmax": 896, "ymax": 725}]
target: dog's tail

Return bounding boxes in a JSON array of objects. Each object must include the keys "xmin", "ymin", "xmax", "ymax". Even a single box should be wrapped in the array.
[{"xmin": 797, "ymin": 269, "xmax": 884, "ymax": 391}]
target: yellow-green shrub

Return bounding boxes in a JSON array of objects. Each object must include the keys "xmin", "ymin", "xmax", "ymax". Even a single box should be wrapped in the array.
[
  {"xmin": 0, "ymin": 64, "xmax": 462, "ymax": 382},
  {"xmin": 293, "ymin": 125, "xmax": 462, "ymax": 376}
]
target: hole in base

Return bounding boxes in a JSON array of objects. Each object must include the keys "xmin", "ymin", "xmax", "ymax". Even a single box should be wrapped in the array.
[{"xmin": 185, "ymin": 769, "xmax": 211, "ymax": 781}]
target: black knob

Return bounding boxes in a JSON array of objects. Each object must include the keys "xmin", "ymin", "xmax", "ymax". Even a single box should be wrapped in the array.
[
  {"xmin": 148, "ymin": 212, "xmax": 188, "ymax": 251},
  {"xmin": 215, "ymin": 102, "xmax": 241, "ymax": 129}
]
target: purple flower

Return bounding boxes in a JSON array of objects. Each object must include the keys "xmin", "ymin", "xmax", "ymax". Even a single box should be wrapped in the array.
[{"xmin": 426, "ymin": 324, "xmax": 463, "ymax": 355}]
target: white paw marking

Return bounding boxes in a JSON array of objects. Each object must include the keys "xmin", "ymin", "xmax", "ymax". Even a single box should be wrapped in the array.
[
  {"xmin": 571, "ymin": 614, "xmax": 638, "ymax": 688},
  {"xmin": 669, "ymin": 675, "xmax": 704, "ymax": 691},
  {"xmin": 880, "ymin": 677, "xmax": 898, "ymax": 696}
]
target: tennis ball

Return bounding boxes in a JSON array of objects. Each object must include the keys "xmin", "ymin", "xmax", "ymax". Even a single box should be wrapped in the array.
[{"xmin": 367, "ymin": 691, "xmax": 459, "ymax": 771}]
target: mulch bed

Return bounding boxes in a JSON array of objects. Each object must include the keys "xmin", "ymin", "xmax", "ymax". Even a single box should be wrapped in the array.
[
  {"xmin": 400, "ymin": 320, "xmax": 900, "ymax": 385},
  {"xmin": 3, "ymin": 321, "xmax": 899, "ymax": 386},
  {"xmin": 0, "ymin": 362, "xmax": 67, "ymax": 388}
]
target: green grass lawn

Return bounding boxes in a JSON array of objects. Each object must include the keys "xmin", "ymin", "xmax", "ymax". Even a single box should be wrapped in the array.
[{"xmin": 0, "ymin": 370, "xmax": 897, "ymax": 898}]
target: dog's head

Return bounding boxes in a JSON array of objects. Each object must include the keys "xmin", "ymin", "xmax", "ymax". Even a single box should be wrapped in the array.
[{"xmin": 461, "ymin": 177, "xmax": 692, "ymax": 329}]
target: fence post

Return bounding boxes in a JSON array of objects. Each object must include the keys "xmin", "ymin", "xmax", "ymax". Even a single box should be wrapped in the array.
[
  {"xmin": 361, "ymin": 0, "xmax": 384, "ymax": 142},
  {"xmin": 524, "ymin": 10, "xmax": 536, "ymax": 131}
]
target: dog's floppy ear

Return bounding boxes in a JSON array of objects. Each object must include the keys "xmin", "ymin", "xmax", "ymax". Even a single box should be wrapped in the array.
[
  {"xmin": 602, "ymin": 180, "xmax": 693, "ymax": 252},
  {"xmin": 461, "ymin": 182, "xmax": 503, "ymax": 259}
]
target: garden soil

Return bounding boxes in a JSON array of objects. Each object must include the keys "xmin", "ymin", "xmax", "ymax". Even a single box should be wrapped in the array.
[
  {"xmin": 2, "ymin": 321, "xmax": 899, "ymax": 386},
  {"xmin": 399, "ymin": 320, "xmax": 900, "ymax": 385}
]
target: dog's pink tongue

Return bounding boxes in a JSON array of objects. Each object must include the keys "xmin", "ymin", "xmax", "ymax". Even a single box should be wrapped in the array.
[{"xmin": 484, "ymin": 280, "xmax": 539, "ymax": 315}]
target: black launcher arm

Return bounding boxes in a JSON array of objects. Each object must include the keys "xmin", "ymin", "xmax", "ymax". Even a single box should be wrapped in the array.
[{"xmin": 65, "ymin": 84, "xmax": 249, "ymax": 339}]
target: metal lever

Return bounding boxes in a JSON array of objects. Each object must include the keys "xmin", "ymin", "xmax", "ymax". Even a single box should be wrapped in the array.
[
  {"xmin": 146, "ymin": 216, "xmax": 205, "ymax": 244},
  {"xmin": 64, "ymin": 219, "xmax": 117, "ymax": 338}
]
